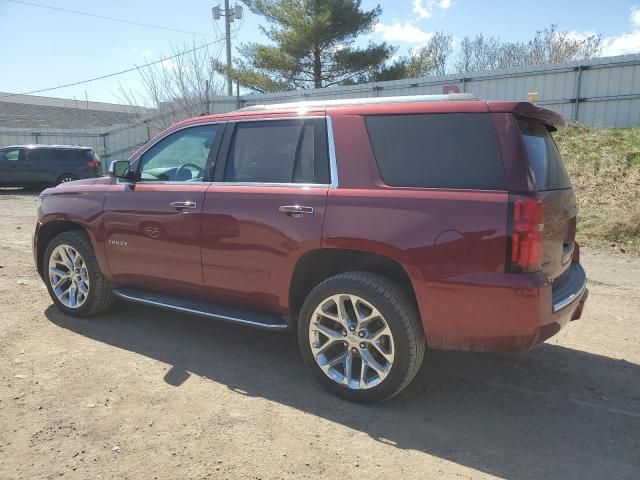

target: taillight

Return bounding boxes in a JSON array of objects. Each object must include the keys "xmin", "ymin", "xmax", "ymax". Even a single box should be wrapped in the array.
[
  {"xmin": 508, "ymin": 194, "xmax": 544, "ymax": 272},
  {"xmin": 87, "ymin": 160, "xmax": 99, "ymax": 168}
]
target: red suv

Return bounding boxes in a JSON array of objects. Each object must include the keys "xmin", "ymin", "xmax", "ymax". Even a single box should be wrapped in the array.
[{"xmin": 34, "ymin": 94, "xmax": 588, "ymax": 402}]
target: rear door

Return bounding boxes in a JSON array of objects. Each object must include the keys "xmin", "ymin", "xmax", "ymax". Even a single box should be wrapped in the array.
[
  {"xmin": 201, "ymin": 117, "xmax": 330, "ymax": 314},
  {"xmin": 517, "ymin": 118, "xmax": 576, "ymax": 280},
  {"xmin": 103, "ymin": 123, "xmax": 224, "ymax": 298}
]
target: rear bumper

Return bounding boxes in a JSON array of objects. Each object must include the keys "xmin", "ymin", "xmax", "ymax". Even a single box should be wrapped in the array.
[
  {"xmin": 552, "ymin": 263, "xmax": 586, "ymax": 313},
  {"xmin": 418, "ymin": 262, "xmax": 588, "ymax": 352},
  {"xmin": 532, "ymin": 263, "xmax": 587, "ymax": 346}
]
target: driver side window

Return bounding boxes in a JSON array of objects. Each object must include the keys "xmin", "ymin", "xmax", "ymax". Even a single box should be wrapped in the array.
[
  {"xmin": 0, "ymin": 149, "xmax": 21, "ymax": 162},
  {"xmin": 139, "ymin": 124, "xmax": 219, "ymax": 182}
]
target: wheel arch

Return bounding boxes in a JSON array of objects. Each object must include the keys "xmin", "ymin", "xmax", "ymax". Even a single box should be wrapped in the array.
[
  {"xmin": 36, "ymin": 220, "xmax": 88, "ymax": 278},
  {"xmin": 289, "ymin": 248, "xmax": 420, "ymax": 325}
]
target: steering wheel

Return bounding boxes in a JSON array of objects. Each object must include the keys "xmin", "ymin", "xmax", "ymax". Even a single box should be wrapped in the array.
[{"xmin": 174, "ymin": 162, "xmax": 204, "ymax": 181}]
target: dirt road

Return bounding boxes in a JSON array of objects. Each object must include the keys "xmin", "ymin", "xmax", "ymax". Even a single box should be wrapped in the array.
[{"xmin": 1, "ymin": 190, "xmax": 639, "ymax": 479}]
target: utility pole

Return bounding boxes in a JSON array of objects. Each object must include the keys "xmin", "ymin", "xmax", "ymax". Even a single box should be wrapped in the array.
[
  {"xmin": 212, "ymin": 2, "xmax": 243, "ymax": 97},
  {"xmin": 224, "ymin": 0, "xmax": 232, "ymax": 96}
]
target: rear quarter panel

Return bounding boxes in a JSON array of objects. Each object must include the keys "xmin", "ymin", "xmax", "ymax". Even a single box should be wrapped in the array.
[{"xmin": 324, "ymin": 188, "xmax": 511, "ymax": 349}]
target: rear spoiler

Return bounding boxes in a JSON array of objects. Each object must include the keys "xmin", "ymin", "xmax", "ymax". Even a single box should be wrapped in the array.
[{"xmin": 487, "ymin": 101, "xmax": 565, "ymax": 131}]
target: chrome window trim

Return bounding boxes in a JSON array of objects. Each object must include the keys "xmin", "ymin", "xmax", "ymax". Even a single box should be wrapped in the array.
[
  {"xmin": 115, "ymin": 180, "xmax": 328, "ymax": 188},
  {"xmin": 230, "ymin": 115, "xmax": 324, "ymax": 123},
  {"xmin": 326, "ymin": 116, "xmax": 339, "ymax": 189},
  {"xmin": 209, "ymin": 182, "xmax": 329, "ymax": 188},
  {"xmin": 119, "ymin": 115, "xmax": 339, "ymax": 189}
]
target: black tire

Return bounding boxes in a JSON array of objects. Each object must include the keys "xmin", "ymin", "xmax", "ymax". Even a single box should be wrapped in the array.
[
  {"xmin": 43, "ymin": 230, "xmax": 115, "ymax": 317},
  {"xmin": 56, "ymin": 174, "xmax": 78, "ymax": 185},
  {"xmin": 298, "ymin": 272, "xmax": 425, "ymax": 403}
]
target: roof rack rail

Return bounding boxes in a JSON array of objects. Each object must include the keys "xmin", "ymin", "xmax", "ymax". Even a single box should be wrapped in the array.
[
  {"xmin": 3, "ymin": 144, "xmax": 92, "ymax": 149},
  {"xmin": 236, "ymin": 93, "xmax": 479, "ymax": 112}
]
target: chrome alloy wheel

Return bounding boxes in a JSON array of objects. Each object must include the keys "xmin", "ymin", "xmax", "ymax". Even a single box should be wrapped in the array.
[
  {"xmin": 48, "ymin": 244, "xmax": 90, "ymax": 309},
  {"xmin": 309, "ymin": 294, "xmax": 395, "ymax": 389}
]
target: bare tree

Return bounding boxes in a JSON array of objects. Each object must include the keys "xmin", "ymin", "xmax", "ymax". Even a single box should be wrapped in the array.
[
  {"xmin": 526, "ymin": 26, "xmax": 603, "ymax": 65},
  {"xmin": 373, "ymin": 31, "xmax": 453, "ymax": 80},
  {"xmin": 454, "ymin": 25, "xmax": 602, "ymax": 73},
  {"xmin": 117, "ymin": 40, "xmax": 226, "ymax": 130},
  {"xmin": 420, "ymin": 31, "xmax": 453, "ymax": 76}
]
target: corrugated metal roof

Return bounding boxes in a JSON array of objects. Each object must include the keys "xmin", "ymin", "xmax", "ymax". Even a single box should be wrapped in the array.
[{"xmin": 0, "ymin": 102, "xmax": 143, "ymax": 129}]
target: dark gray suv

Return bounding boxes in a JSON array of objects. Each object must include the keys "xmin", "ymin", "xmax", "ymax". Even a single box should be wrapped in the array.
[{"xmin": 0, "ymin": 145, "xmax": 101, "ymax": 188}]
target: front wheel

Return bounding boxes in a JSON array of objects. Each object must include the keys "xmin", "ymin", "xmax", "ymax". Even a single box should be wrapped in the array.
[
  {"xmin": 298, "ymin": 272, "xmax": 425, "ymax": 403},
  {"xmin": 43, "ymin": 231, "xmax": 114, "ymax": 317}
]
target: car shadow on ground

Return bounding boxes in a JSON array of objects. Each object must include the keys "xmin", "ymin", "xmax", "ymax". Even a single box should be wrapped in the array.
[
  {"xmin": 0, "ymin": 187, "xmax": 42, "ymax": 196},
  {"xmin": 46, "ymin": 303, "xmax": 640, "ymax": 480}
]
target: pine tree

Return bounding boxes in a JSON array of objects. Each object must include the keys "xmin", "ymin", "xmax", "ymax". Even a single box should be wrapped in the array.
[{"xmin": 231, "ymin": 0, "xmax": 395, "ymax": 92}]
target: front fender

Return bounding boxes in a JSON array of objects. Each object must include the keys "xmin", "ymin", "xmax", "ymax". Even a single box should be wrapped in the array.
[{"xmin": 37, "ymin": 181, "xmax": 112, "ymax": 280}]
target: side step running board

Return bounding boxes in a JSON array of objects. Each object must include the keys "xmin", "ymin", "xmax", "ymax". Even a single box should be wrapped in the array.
[{"xmin": 112, "ymin": 287, "xmax": 291, "ymax": 331}]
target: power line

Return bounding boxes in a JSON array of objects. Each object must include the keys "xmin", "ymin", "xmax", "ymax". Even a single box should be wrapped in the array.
[
  {"xmin": 2, "ymin": 0, "xmax": 214, "ymax": 37},
  {"xmin": 0, "ymin": 40, "xmax": 224, "ymax": 99}
]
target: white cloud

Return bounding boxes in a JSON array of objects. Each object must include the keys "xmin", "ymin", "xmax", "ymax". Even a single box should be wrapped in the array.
[
  {"xmin": 412, "ymin": 0, "xmax": 432, "ymax": 19},
  {"xmin": 412, "ymin": 0, "xmax": 453, "ymax": 19},
  {"xmin": 602, "ymin": 31, "xmax": 640, "ymax": 55},
  {"xmin": 374, "ymin": 21, "xmax": 432, "ymax": 44},
  {"xmin": 599, "ymin": 6, "xmax": 640, "ymax": 56},
  {"xmin": 631, "ymin": 6, "xmax": 640, "ymax": 27}
]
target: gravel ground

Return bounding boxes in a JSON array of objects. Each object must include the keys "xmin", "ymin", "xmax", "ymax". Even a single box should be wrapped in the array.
[{"xmin": 1, "ymin": 189, "xmax": 639, "ymax": 480}]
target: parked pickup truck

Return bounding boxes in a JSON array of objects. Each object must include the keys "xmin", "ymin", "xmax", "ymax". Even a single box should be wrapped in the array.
[{"xmin": 33, "ymin": 94, "xmax": 588, "ymax": 402}]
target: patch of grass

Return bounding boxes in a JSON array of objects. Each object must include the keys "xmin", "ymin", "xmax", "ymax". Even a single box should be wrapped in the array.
[{"xmin": 554, "ymin": 125, "xmax": 640, "ymax": 252}]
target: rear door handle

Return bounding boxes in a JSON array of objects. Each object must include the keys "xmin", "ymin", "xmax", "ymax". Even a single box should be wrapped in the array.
[
  {"xmin": 170, "ymin": 201, "xmax": 197, "ymax": 210},
  {"xmin": 279, "ymin": 205, "xmax": 314, "ymax": 216}
]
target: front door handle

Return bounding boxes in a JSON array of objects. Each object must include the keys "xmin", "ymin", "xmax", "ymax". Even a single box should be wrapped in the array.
[
  {"xmin": 279, "ymin": 205, "xmax": 314, "ymax": 217},
  {"xmin": 170, "ymin": 201, "xmax": 197, "ymax": 210}
]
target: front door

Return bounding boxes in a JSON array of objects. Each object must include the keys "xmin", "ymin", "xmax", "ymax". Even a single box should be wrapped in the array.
[
  {"xmin": 0, "ymin": 148, "xmax": 23, "ymax": 185},
  {"xmin": 202, "ymin": 117, "xmax": 330, "ymax": 314},
  {"xmin": 103, "ymin": 123, "xmax": 223, "ymax": 298}
]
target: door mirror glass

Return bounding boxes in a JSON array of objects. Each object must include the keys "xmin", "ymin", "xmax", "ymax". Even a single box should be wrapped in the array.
[{"xmin": 109, "ymin": 160, "xmax": 131, "ymax": 179}]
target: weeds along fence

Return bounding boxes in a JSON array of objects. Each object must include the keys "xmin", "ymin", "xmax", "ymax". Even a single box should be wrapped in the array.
[{"xmin": 2, "ymin": 53, "xmax": 640, "ymax": 173}]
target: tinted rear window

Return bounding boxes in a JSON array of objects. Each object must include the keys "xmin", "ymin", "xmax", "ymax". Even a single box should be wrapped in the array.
[
  {"xmin": 43, "ymin": 149, "xmax": 93, "ymax": 162},
  {"xmin": 365, "ymin": 113, "xmax": 506, "ymax": 190},
  {"xmin": 518, "ymin": 119, "xmax": 571, "ymax": 190}
]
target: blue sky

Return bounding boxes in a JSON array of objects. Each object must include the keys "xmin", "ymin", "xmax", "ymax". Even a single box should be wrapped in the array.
[{"xmin": 1, "ymin": 0, "xmax": 639, "ymax": 104}]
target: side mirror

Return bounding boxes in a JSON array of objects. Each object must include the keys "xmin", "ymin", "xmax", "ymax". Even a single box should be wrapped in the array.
[{"xmin": 109, "ymin": 160, "xmax": 132, "ymax": 180}]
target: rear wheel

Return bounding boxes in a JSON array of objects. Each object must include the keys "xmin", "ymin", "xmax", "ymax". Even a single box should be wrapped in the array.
[
  {"xmin": 56, "ymin": 174, "xmax": 78, "ymax": 185},
  {"xmin": 44, "ymin": 231, "xmax": 114, "ymax": 317},
  {"xmin": 298, "ymin": 272, "xmax": 425, "ymax": 403}
]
